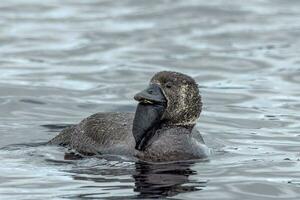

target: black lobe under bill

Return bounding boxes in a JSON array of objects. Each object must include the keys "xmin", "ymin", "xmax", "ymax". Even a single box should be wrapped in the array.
[{"xmin": 133, "ymin": 84, "xmax": 166, "ymax": 151}]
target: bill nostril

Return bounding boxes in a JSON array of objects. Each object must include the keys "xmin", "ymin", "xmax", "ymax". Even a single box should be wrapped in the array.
[{"xmin": 148, "ymin": 89, "xmax": 153, "ymax": 94}]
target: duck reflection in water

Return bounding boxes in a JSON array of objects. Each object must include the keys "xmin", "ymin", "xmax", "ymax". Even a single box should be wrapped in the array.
[
  {"xmin": 133, "ymin": 161, "xmax": 207, "ymax": 198},
  {"xmin": 62, "ymin": 153, "xmax": 207, "ymax": 199}
]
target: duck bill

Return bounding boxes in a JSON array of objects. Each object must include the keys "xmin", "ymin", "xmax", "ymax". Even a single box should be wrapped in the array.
[{"xmin": 133, "ymin": 84, "xmax": 167, "ymax": 151}]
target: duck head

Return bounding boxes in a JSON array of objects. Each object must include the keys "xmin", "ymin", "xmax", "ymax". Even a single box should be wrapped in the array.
[{"xmin": 133, "ymin": 71, "xmax": 202, "ymax": 151}]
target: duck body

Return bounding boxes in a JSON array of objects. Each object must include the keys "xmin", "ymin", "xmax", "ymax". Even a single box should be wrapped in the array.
[
  {"xmin": 49, "ymin": 112, "xmax": 208, "ymax": 161},
  {"xmin": 50, "ymin": 113, "xmax": 135, "ymax": 155},
  {"xmin": 49, "ymin": 71, "xmax": 209, "ymax": 162}
]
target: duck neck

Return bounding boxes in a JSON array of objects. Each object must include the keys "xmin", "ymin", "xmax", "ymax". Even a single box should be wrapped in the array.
[{"xmin": 160, "ymin": 122, "xmax": 194, "ymax": 132}]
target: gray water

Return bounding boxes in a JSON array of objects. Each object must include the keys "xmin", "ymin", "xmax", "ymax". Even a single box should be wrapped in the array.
[{"xmin": 0, "ymin": 0, "xmax": 300, "ymax": 199}]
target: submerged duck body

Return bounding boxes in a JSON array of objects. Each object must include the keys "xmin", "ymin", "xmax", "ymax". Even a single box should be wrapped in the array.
[{"xmin": 49, "ymin": 71, "xmax": 208, "ymax": 162}]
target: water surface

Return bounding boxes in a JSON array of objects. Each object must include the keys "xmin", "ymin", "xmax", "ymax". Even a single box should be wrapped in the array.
[{"xmin": 1, "ymin": 0, "xmax": 300, "ymax": 199}]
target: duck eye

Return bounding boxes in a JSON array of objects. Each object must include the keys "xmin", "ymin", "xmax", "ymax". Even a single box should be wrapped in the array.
[{"xmin": 165, "ymin": 82, "xmax": 173, "ymax": 89}]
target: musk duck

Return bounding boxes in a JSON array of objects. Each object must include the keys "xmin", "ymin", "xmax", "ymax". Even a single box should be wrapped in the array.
[{"xmin": 49, "ymin": 71, "xmax": 208, "ymax": 162}]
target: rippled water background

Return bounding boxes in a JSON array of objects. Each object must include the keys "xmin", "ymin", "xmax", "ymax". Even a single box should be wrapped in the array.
[{"xmin": 0, "ymin": 0, "xmax": 300, "ymax": 199}]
